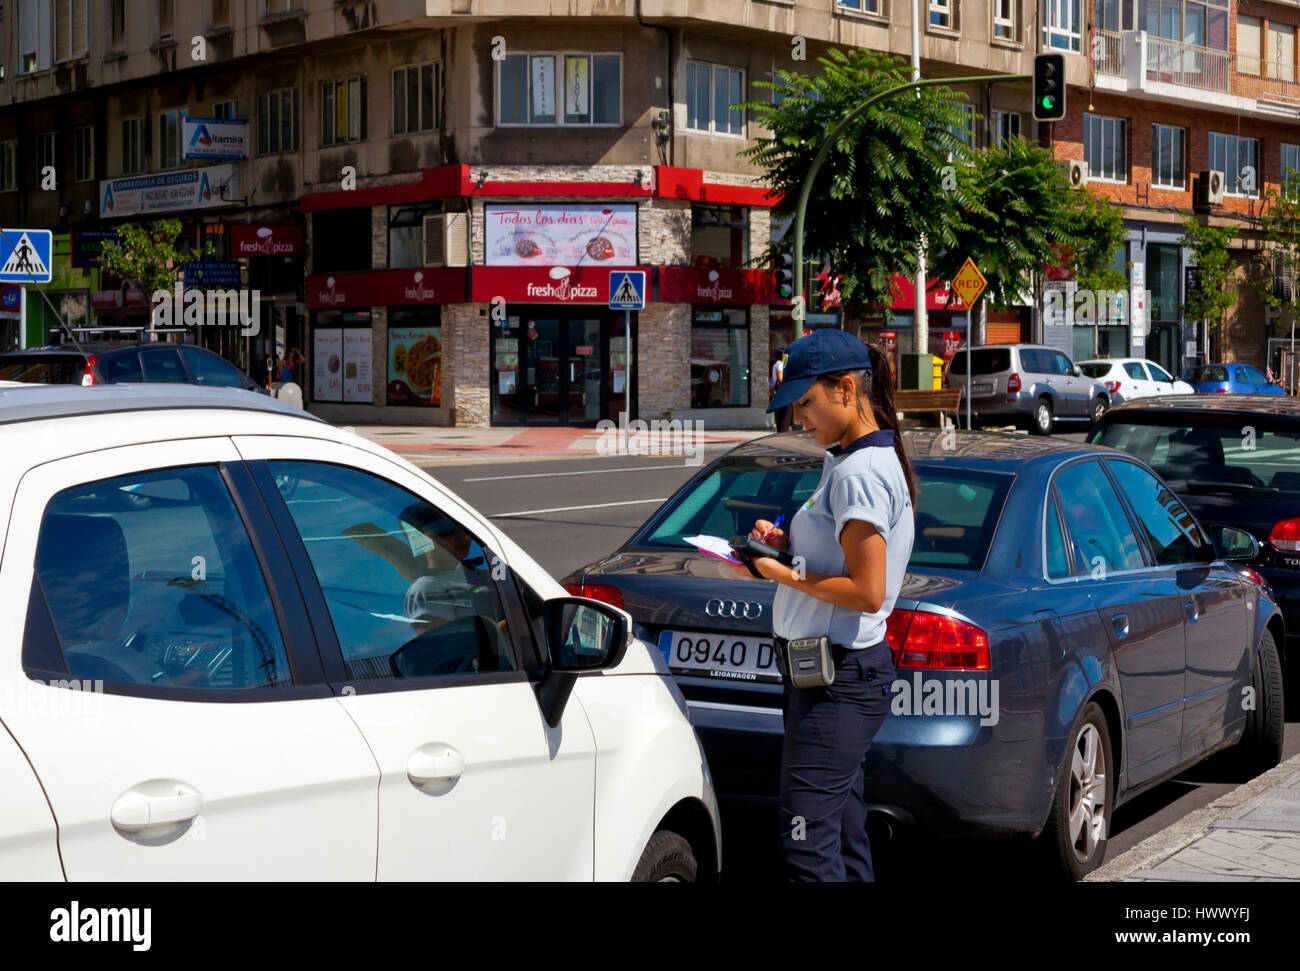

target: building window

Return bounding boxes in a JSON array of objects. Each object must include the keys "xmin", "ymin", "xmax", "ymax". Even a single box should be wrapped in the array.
[
  {"xmin": 122, "ymin": 116, "xmax": 145, "ymax": 174},
  {"xmin": 393, "ymin": 63, "xmax": 437, "ymax": 134},
  {"xmin": 837, "ymin": 0, "xmax": 887, "ymax": 17},
  {"xmin": 1238, "ymin": 15, "xmax": 1261, "ymax": 75},
  {"xmin": 55, "ymin": 0, "xmax": 89, "ymax": 61},
  {"xmin": 993, "ymin": 0, "xmax": 1016, "ymax": 38},
  {"xmin": 312, "ymin": 208, "xmax": 372, "ymax": 273},
  {"xmin": 322, "ymin": 76, "xmax": 367, "ymax": 146},
  {"xmin": 159, "ymin": 0, "xmax": 173, "ymax": 40},
  {"xmin": 74, "ymin": 125, "xmax": 93, "ymax": 182},
  {"xmin": 1269, "ymin": 23, "xmax": 1296, "ymax": 82},
  {"xmin": 211, "ymin": 0, "xmax": 229, "ymax": 25},
  {"xmin": 159, "ymin": 109, "xmax": 184, "ymax": 169},
  {"xmin": 388, "ymin": 202, "xmax": 444, "ymax": 269},
  {"xmin": 1209, "ymin": 131, "xmax": 1259, "ymax": 198},
  {"xmin": 0, "ymin": 140, "xmax": 16, "ymax": 191},
  {"xmin": 36, "ymin": 131, "xmax": 56, "ymax": 180},
  {"xmin": 258, "ymin": 89, "xmax": 299, "ymax": 154},
  {"xmin": 1148, "ymin": 0, "xmax": 1229, "ymax": 51},
  {"xmin": 992, "ymin": 110, "xmax": 1020, "ymax": 146},
  {"xmin": 1283, "ymin": 143, "xmax": 1300, "ymax": 201},
  {"xmin": 1083, "ymin": 113, "xmax": 1126, "ymax": 182},
  {"xmin": 266, "ymin": 0, "xmax": 299, "ymax": 12},
  {"xmin": 212, "ymin": 100, "xmax": 237, "ymax": 120},
  {"xmin": 691, "ymin": 307, "xmax": 750, "ymax": 407},
  {"xmin": 1151, "ymin": 124, "xmax": 1185, "ymax": 189},
  {"xmin": 930, "ymin": 0, "xmax": 955, "ymax": 29},
  {"xmin": 18, "ymin": 0, "xmax": 52, "ymax": 73},
  {"xmin": 1045, "ymin": 0, "xmax": 1081, "ymax": 51},
  {"xmin": 691, "ymin": 205, "xmax": 749, "ymax": 270},
  {"xmin": 949, "ymin": 102, "xmax": 977, "ymax": 150},
  {"xmin": 686, "ymin": 61, "xmax": 745, "ymax": 136},
  {"xmin": 497, "ymin": 52, "xmax": 621, "ymax": 127},
  {"xmin": 111, "ymin": 0, "xmax": 126, "ymax": 47}
]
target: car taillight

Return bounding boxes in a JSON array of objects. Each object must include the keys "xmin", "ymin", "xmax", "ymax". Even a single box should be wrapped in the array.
[
  {"xmin": 81, "ymin": 354, "xmax": 97, "ymax": 386},
  {"xmin": 1240, "ymin": 567, "xmax": 1267, "ymax": 586},
  {"xmin": 887, "ymin": 608, "xmax": 990, "ymax": 670},
  {"xmin": 1105, "ymin": 380, "xmax": 1121, "ymax": 393},
  {"xmin": 564, "ymin": 582, "xmax": 624, "ymax": 609},
  {"xmin": 1214, "ymin": 388, "xmax": 1228, "ymax": 393},
  {"xmin": 1006, "ymin": 372, "xmax": 1021, "ymax": 393},
  {"xmin": 1269, "ymin": 518, "xmax": 1300, "ymax": 553}
]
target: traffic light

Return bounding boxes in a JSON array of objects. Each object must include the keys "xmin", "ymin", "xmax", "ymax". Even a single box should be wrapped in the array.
[
  {"xmin": 775, "ymin": 253, "xmax": 794, "ymax": 300},
  {"xmin": 1033, "ymin": 53, "xmax": 1065, "ymax": 122}
]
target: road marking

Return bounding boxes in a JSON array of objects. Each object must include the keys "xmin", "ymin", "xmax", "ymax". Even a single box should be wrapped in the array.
[
  {"xmin": 463, "ymin": 464, "xmax": 688, "ymax": 482},
  {"xmin": 490, "ymin": 497, "xmax": 669, "ymax": 517}
]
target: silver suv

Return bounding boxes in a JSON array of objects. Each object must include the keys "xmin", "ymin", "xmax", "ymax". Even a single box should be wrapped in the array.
[{"xmin": 944, "ymin": 344, "xmax": 1110, "ymax": 434}]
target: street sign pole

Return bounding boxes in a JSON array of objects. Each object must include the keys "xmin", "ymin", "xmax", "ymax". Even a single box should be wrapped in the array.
[{"xmin": 19, "ymin": 284, "xmax": 26, "ymax": 350}]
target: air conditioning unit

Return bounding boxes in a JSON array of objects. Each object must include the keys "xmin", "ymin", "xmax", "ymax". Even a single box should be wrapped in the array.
[
  {"xmin": 1059, "ymin": 159, "xmax": 1087, "ymax": 188},
  {"xmin": 423, "ymin": 211, "xmax": 469, "ymax": 267},
  {"xmin": 1193, "ymin": 169, "xmax": 1226, "ymax": 211},
  {"xmin": 1274, "ymin": 254, "xmax": 1294, "ymax": 302}
]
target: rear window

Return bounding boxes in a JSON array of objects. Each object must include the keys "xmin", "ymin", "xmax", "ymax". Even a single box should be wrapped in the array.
[
  {"xmin": 1079, "ymin": 363, "xmax": 1112, "ymax": 379},
  {"xmin": 0, "ymin": 356, "xmax": 84, "ymax": 384},
  {"xmin": 1090, "ymin": 420, "xmax": 1300, "ymax": 495},
  {"xmin": 99, "ymin": 351, "xmax": 143, "ymax": 382},
  {"xmin": 948, "ymin": 349, "xmax": 1012, "ymax": 376},
  {"xmin": 910, "ymin": 466, "xmax": 1012, "ymax": 568},
  {"xmin": 1184, "ymin": 366, "xmax": 1228, "ymax": 383}
]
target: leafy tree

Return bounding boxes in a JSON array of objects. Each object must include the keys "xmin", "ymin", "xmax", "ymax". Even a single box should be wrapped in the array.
[
  {"xmin": 739, "ymin": 48, "xmax": 976, "ymax": 313},
  {"xmin": 1253, "ymin": 169, "xmax": 1300, "ymax": 382},
  {"xmin": 1068, "ymin": 188, "xmax": 1129, "ymax": 296},
  {"xmin": 96, "ymin": 218, "xmax": 215, "ymax": 296},
  {"xmin": 1179, "ymin": 215, "xmax": 1235, "ymax": 359}
]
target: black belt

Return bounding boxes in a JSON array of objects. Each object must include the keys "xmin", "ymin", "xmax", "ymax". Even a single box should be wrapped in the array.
[{"xmin": 773, "ymin": 634, "xmax": 853, "ymax": 668}]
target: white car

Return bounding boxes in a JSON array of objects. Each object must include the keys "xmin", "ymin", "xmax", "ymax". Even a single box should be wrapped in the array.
[
  {"xmin": 0, "ymin": 384, "xmax": 719, "ymax": 881},
  {"xmin": 1077, "ymin": 358, "xmax": 1194, "ymax": 404}
]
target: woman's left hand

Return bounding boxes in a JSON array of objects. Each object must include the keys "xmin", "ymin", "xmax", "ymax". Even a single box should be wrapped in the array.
[{"xmin": 724, "ymin": 556, "xmax": 786, "ymax": 581}]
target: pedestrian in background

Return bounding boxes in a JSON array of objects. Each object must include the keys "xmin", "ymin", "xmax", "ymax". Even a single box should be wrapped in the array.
[{"xmin": 771, "ymin": 349, "xmax": 792, "ymax": 433}]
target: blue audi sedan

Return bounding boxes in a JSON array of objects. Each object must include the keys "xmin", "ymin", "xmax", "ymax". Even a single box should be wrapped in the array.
[
  {"xmin": 561, "ymin": 430, "xmax": 1285, "ymax": 880},
  {"xmin": 1180, "ymin": 363, "xmax": 1288, "ymax": 396}
]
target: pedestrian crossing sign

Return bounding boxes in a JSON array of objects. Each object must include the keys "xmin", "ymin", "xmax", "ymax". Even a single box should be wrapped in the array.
[
  {"xmin": 609, "ymin": 270, "xmax": 646, "ymax": 310},
  {"xmin": 0, "ymin": 229, "xmax": 53, "ymax": 284}
]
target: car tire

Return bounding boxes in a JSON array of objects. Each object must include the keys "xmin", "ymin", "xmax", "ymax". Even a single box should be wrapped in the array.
[
  {"xmin": 1040, "ymin": 701, "xmax": 1113, "ymax": 881},
  {"xmin": 1235, "ymin": 628, "xmax": 1284, "ymax": 775},
  {"xmin": 1090, "ymin": 397, "xmax": 1108, "ymax": 427},
  {"xmin": 631, "ymin": 829, "xmax": 699, "ymax": 882},
  {"xmin": 1030, "ymin": 398, "xmax": 1053, "ymax": 436}
]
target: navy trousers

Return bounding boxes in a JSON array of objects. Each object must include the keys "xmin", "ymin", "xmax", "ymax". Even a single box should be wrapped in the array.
[{"xmin": 776, "ymin": 638, "xmax": 896, "ymax": 882}]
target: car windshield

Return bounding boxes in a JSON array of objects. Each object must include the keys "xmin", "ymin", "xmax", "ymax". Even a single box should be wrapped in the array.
[
  {"xmin": 0, "ymin": 357, "xmax": 83, "ymax": 383},
  {"xmin": 1091, "ymin": 421, "xmax": 1300, "ymax": 495},
  {"xmin": 1184, "ymin": 366, "xmax": 1228, "ymax": 383},
  {"xmin": 947, "ymin": 349, "xmax": 1011, "ymax": 376},
  {"xmin": 1079, "ymin": 363, "xmax": 1111, "ymax": 379},
  {"xmin": 637, "ymin": 455, "xmax": 1012, "ymax": 569}
]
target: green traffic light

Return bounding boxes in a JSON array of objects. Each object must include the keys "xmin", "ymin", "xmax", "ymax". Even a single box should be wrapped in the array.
[{"xmin": 1040, "ymin": 96, "xmax": 1057, "ymax": 110}]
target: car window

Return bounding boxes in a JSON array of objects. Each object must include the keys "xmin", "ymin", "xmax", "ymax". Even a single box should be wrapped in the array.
[
  {"xmin": 267, "ymin": 461, "xmax": 518, "ymax": 682},
  {"xmin": 1053, "ymin": 352, "xmax": 1074, "ymax": 376},
  {"xmin": 30, "ymin": 465, "xmax": 293, "ymax": 689},
  {"xmin": 99, "ymin": 351, "xmax": 143, "ymax": 383},
  {"xmin": 1079, "ymin": 363, "xmax": 1111, "ymax": 379},
  {"xmin": 1093, "ymin": 421, "xmax": 1300, "ymax": 492},
  {"xmin": 1244, "ymin": 366, "xmax": 1267, "ymax": 384},
  {"xmin": 1186, "ymin": 366, "xmax": 1227, "ymax": 383},
  {"xmin": 140, "ymin": 347, "xmax": 188, "ymax": 383},
  {"xmin": 182, "ymin": 348, "xmax": 246, "ymax": 388},
  {"xmin": 1106, "ymin": 460, "xmax": 1214, "ymax": 566},
  {"xmin": 1018, "ymin": 349, "xmax": 1045, "ymax": 374},
  {"xmin": 1053, "ymin": 460, "xmax": 1146, "ymax": 575},
  {"xmin": 1123, "ymin": 362, "xmax": 1147, "ymax": 380},
  {"xmin": 1149, "ymin": 363, "xmax": 1174, "ymax": 383},
  {"xmin": 1045, "ymin": 494, "xmax": 1070, "ymax": 579},
  {"xmin": 0, "ymin": 357, "xmax": 82, "ymax": 383},
  {"xmin": 1234, "ymin": 367, "xmax": 1251, "ymax": 384},
  {"xmin": 948, "ymin": 349, "xmax": 1011, "ymax": 375}
]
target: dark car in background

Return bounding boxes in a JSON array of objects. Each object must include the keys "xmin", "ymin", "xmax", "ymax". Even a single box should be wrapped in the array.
[
  {"xmin": 562, "ymin": 429, "xmax": 1284, "ymax": 879},
  {"xmin": 0, "ymin": 342, "xmax": 265, "ymax": 393},
  {"xmin": 1089, "ymin": 395, "xmax": 1300, "ymax": 694},
  {"xmin": 1180, "ymin": 363, "xmax": 1288, "ymax": 396}
]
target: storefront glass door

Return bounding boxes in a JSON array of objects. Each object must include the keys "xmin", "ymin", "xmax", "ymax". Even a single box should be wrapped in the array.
[
  {"xmin": 526, "ymin": 318, "xmax": 563, "ymax": 424},
  {"xmin": 567, "ymin": 318, "xmax": 604, "ymax": 423}
]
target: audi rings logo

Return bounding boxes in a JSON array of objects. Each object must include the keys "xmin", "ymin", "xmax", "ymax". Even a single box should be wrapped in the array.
[{"xmin": 705, "ymin": 598, "xmax": 763, "ymax": 620}]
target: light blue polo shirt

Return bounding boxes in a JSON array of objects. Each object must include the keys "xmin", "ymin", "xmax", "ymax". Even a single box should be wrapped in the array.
[{"xmin": 772, "ymin": 429, "xmax": 915, "ymax": 649}]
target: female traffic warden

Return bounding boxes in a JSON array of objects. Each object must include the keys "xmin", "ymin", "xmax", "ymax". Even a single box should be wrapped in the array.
[{"xmin": 728, "ymin": 329, "xmax": 918, "ymax": 881}]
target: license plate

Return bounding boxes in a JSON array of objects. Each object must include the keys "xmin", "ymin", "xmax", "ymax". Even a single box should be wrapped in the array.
[
  {"xmin": 970, "ymin": 382, "xmax": 994, "ymax": 394},
  {"xmin": 657, "ymin": 630, "xmax": 780, "ymax": 682}
]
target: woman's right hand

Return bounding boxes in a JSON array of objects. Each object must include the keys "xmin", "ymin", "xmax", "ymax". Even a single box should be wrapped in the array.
[{"xmin": 751, "ymin": 519, "xmax": 789, "ymax": 553}]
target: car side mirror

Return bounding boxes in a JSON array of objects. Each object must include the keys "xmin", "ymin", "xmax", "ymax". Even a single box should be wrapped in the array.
[
  {"xmin": 1070, "ymin": 365, "xmax": 1082, "ymax": 377},
  {"xmin": 1212, "ymin": 525, "xmax": 1259, "ymax": 561},
  {"xmin": 535, "ymin": 597, "xmax": 632, "ymax": 728}
]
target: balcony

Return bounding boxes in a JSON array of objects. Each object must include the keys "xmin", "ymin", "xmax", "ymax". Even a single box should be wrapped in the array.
[{"xmin": 1092, "ymin": 30, "xmax": 1300, "ymax": 115}]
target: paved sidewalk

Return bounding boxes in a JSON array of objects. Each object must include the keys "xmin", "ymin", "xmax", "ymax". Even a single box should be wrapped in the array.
[
  {"xmin": 348, "ymin": 423, "xmax": 774, "ymax": 464},
  {"xmin": 1087, "ymin": 754, "xmax": 1300, "ymax": 882}
]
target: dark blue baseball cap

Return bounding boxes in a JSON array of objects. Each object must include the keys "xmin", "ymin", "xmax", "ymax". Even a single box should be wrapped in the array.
[{"xmin": 766, "ymin": 329, "xmax": 872, "ymax": 413}]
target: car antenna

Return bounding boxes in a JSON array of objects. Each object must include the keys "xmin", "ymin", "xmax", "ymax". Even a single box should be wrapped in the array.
[{"xmin": 0, "ymin": 226, "xmax": 88, "ymax": 359}]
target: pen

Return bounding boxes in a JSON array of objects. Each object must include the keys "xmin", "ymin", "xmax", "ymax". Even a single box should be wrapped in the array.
[{"xmin": 761, "ymin": 515, "xmax": 785, "ymax": 542}]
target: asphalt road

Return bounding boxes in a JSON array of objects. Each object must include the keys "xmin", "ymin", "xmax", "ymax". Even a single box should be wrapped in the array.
[{"xmin": 415, "ymin": 434, "xmax": 1300, "ymax": 883}]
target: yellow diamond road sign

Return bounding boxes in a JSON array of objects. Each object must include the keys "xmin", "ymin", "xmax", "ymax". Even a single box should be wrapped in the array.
[{"xmin": 951, "ymin": 257, "xmax": 987, "ymax": 308}]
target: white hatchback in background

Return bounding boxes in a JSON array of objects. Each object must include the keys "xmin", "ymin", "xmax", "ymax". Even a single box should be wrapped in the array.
[
  {"xmin": 0, "ymin": 385, "xmax": 719, "ymax": 882},
  {"xmin": 1077, "ymin": 358, "xmax": 1194, "ymax": 404}
]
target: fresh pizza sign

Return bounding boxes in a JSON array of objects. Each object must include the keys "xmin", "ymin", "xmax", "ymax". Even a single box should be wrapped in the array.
[{"xmin": 484, "ymin": 204, "xmax": 637, "ymax": 266}]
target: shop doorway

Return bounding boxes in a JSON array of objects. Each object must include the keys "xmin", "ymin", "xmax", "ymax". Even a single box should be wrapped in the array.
[
  {"xmin": 491, "ymin": 309, "xmax": 635, "ymax": 426},
  {"xmin": 1148, "ymin": 321, "xmax": 1180, "ymax": 377}
]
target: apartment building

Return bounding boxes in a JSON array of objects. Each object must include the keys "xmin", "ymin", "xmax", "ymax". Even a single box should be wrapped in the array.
[{"xmin": 3, "ymin": 0, "xmax": 1247, "ymax": 427}]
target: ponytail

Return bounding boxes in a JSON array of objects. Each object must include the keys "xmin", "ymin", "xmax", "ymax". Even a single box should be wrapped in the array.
[{"xmin": 816, "ymin": 342, "xmax": 919, "ymax": 513}]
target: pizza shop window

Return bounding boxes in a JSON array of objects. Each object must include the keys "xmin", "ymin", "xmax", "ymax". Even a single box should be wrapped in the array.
[
  {"xmin": 387, "ymin": 307, "xmax": 442, "ymax": 407},
  {"xmin": 388, "ymin": 201, "xmax": 445, "ymax": 269},
  {"xmin": 691, "ymin": 205, "xmax": 749, "ymax": 270},
  {"xmin": 691, "ymin": 307, "xmax": 750, "ymax": 408},
  {"xmin": 312, "ymin": 207, "xmax": 372, "ymax": 272}
]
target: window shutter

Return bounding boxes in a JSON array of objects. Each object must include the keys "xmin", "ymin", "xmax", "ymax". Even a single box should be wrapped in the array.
[
  {"xmin": 56, "ymin": 0, "xmax": 70, "ymax": 62},
  {"xmin": 1238, "ymin": 15, "xmax": 1260, "ymax": 76},
  {"xmin": 72, "ymin": 0, "xmax": 88, "ymax": 57}
]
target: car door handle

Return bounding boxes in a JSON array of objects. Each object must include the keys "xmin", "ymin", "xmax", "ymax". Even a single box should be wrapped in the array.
[
  {"xmin": 1184, "ymin": 599, "xmax": 1199, "ymax": 622},
  {"xmin": 407, "ymin": 746, "xmax": 466, "ymax": 786},
  {"xmin": 1111, "ymin": 613, "xmax": 1129, "ymax": 639},
  {"xmin": 111, "ymin": 783, "xmax": 203, "ymax": 832}
]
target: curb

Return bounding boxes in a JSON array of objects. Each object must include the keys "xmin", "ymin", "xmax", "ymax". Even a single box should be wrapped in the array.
[{"xmin": 1084, "ymin": 752, "xmax": 1300, "ymax": 882}]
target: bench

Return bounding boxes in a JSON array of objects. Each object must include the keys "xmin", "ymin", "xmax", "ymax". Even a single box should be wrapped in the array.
[{"xmin": 894, "ymin": 389, "xmax": 963, "ymax": 426}]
